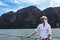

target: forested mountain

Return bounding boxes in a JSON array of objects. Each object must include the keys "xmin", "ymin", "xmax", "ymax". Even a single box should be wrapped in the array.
[{"xmin": 0, "ymin": 6, "xmax": 60, "ymax": 29}]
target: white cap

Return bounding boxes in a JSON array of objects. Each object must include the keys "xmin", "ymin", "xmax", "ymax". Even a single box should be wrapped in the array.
[{"xmin": 41, "ymin": 16, "xmax": 47, "ymax": 20}]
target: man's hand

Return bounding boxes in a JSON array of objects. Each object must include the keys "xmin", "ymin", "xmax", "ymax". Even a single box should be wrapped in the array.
[
  {"xmin": 47, "ymin": 34, "xmax": 51, "ymax": 40},
  {"xmin": 26, "ymin": 35, "xmax": 31, "ymax": 38},
  {"xmin": 26, "ymin": 31, "xmax": 36, "ymax": 38},
  {"xmin": 48, "ymin": 37, "xmax": 50, "ymax": 40}
]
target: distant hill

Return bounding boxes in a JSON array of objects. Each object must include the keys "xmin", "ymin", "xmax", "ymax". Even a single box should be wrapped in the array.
[
  {"xmin": 0, "ymin": 6, "xmax": 60, "ymax": 29},
  {"xmin": 42, "ymin": 7, "xmax": 60, "ymax": 28}
]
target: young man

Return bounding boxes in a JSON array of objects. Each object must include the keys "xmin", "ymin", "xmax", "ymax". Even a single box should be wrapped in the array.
[{"xmin": 26, "ymin": 16, "xmax": 52, "ymax": 40}]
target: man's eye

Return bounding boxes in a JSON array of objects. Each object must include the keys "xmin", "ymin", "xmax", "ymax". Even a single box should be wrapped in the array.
[{"xmin": 42, "ymin": 18, "xmax": 44, "ymax": 19}]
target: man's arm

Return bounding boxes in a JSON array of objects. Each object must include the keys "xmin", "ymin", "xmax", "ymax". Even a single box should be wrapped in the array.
[
  {"xmin": 48, "ymin": 25, "xmax": 52, "ymax": 40},
  {"xmin": 26, "ymin": 24, "xmax": 40, "ymax": 38},
  {"xmin": 26, "ymin": 31, "xmax": 36, "ymax": 38}
]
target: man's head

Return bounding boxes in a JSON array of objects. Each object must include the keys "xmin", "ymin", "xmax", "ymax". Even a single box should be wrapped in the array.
[{"xmin": 40, "ymin": 16, "xmax": 47, "ymax": 23}]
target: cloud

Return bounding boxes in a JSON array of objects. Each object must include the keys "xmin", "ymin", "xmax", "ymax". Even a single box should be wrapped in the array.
[
  {"xmin": 0, "ymin": 1, "xmax": 8, "ymax": 6},
  {"xmin": 24, "ymin": 0, "xmax": 50, "ymax": 5},
  {"xmin": 9, "ymin": 0, "xmax": 48, "ymax": 5},
  {"xmin": 49, "ymin": 0, "xmax": 60, "ymax": 7},
  {"xmin": 24, "ymin": 0, "xmax": 40, "ymax": 5},
  {"xmin": 10, "ymin": 0, "xmax": 21, "ymax": 4},
  {"xmin": 19, "ymin": 7, "xmax": 24, "ymax": 9},
  {"xmin": 20, "ymin": 0, "xmax": 47, "ymax": 5},
  {"xmin": 0, "ymin": 0, "xmax": 53, "ymax": 15},
  {"xmin": 9, "ymin": 0, "xmax": 39, "ymax": 5}
]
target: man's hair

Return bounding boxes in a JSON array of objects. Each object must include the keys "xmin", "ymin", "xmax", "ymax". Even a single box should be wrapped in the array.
[{"xmin": 41, "ymin": 16, "xmax": 47, "ymax": 20}]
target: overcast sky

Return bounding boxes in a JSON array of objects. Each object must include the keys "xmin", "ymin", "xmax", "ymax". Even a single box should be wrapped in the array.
[{"xmin": 0, "ymin": 0, "xmax": 60, "ymax": 16}]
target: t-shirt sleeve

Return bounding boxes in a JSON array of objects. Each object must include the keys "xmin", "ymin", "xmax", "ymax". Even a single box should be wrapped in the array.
[
  {"xmin": 48, "ymin": 24, "xmax": 52, "ymax": 34},
  {"xmin": 35, "ymin": 24, "xmax": 40, "ymax": 32}
]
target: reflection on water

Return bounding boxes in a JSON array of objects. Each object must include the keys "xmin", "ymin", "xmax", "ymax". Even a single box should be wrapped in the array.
[{"xmin": 0, "ymin": 29, "xmax": 60, "ymax": 40}]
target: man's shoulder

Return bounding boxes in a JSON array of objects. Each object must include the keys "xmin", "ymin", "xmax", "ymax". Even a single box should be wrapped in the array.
[
  {"xmin": 48, "ymin": 23, "xmax": 51, "ymax": 26},
  {"xmin": 38, "ymin": 23, "xmax": 42, "ymax": 26}
]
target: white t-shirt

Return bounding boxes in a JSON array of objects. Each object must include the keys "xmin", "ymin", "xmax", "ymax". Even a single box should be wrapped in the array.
[{"xmin": 35, "ymin": 20, "xmax": 52, "ymax": 39}]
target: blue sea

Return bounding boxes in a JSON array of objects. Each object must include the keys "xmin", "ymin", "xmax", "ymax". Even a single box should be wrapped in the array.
[{"xmin": 0, "ymin": 28, "xmax": 60, "ymax": 40}]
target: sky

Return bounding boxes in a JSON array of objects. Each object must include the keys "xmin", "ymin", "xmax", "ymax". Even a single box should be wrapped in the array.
[{"xmin": 0, "ymin": 0, "xmax": 60, "ymax": 16}]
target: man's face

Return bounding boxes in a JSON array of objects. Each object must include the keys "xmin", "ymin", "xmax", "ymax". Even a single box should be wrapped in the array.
[{"xmin": 41, "ymin": 18, "xmax": 44, "ymax": 23}]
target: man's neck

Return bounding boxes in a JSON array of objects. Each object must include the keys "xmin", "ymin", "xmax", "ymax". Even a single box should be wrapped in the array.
[{"xmin": 43, "ymin": 22, "xmax": 45, "ymax": 27}]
